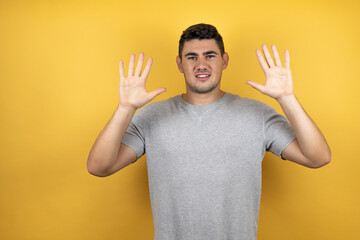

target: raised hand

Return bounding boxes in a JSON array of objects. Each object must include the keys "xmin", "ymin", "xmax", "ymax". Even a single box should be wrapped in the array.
[
  {"xmin": 247, "ymin": 44, "xmax": 294, "ymax": 101},
  {"xmin": 118, "ymin": 53, "xmax": 166, "ymax": 109}
]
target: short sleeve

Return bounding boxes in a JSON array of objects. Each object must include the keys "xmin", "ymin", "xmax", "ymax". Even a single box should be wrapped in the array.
[
  {"xmin": 263, "ymin": 105, "xmax": 296, "ymax": 158},
  {"xmin": 121, "ymin": 110, "xmax": 146, "ymax": 160}
]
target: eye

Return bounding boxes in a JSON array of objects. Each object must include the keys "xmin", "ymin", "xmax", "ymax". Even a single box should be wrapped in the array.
[
  {"xmin": 187, "ymin": 56, "xmax": 197, "ymax": 60},
  {"xmin": 206, "ymin": 55, "xmax": 215, "ymax": 59}
]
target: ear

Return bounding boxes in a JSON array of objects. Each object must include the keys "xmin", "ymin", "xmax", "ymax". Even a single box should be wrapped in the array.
[
  {"xmin": 222, "ymin": 52, "xmax": 229, "ymax": 70},
  {"xmin": 176, "ymin": 56, "xmax": 184, "ymax": 73}
]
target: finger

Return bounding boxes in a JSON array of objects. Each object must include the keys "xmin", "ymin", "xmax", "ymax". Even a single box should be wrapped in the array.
[
  {"xmin": 284, "ymin": 49, "xmax": 290, "ymax": 68},
  {"xmin": 147, "ymin": 87, "xmax": 167, "ymax": 101},
  {"xmin": 256, "ymin": 49, "xmax": 269, "ymax": 72},
  {"xmin": 140, "ymin": 57, "xmax": 153, "ymax": 80},
  {"xmin": 246, "ymin": 81, "xmax": 266, "ymax": 94},
  {"xmin": 119, "ymin": 60, "xmax": 125, "ymax": 81},
  {"xmin": 128, "ymin": 54, "xmax": 135, "ymax": 76},
  {"xmin": 262, "ymin": 44, "xmax": 275, "ymax": 68},
  {"xmin": 271, "ymin": 45, "xmax": 282, "ymax": 67},
  {"xmin": 134, "ymin": 52, "xmax": 144, "ymax": 77}
]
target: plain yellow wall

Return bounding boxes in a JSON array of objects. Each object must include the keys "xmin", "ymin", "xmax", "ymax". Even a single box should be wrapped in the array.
[{"xmin": 1, "ymin": 0, "xmax": 359, "ymax": 239}]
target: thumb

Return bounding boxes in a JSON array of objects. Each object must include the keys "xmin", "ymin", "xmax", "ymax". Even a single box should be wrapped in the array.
[
  {"xmin": 246, "ymin": 81, "xmax": 265, "ymax": 94},
  {"xmin": 147, "ymin": 87, "xmax": 167, "ymax": 101}
]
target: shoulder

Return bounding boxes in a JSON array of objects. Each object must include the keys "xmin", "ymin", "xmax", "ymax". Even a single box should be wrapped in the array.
[
  {"xmin": 225, "ymin": 92, "xmax": 271, "ymax": 112},
  {"xmin": 135, "ymin": 95, "xmax": 180, "ymax": 118}
]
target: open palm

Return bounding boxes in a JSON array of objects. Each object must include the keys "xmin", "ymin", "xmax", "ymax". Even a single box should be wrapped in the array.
[
  {"xmin": 247, "ymin": 44, "xmax": 294, "ymax": 100},
  {"xmin": 119, "ymin": 53, "xmax": 166, "ymax": 109}
]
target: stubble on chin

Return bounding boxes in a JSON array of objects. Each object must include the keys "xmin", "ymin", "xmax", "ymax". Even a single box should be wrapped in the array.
[{"xmin": 186, "ymin": 80, "xmax": 220, "ymax": 94}]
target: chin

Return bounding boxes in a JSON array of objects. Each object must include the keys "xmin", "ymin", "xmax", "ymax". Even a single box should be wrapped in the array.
[{"xmin": 187, "ymin": 82, "xmax": 219, "ymax": 94}]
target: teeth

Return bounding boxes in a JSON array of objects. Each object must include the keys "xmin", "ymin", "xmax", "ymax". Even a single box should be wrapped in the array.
[{"xmin": 197, "ymin": 75, "xmax": 210, "ymax": 78}]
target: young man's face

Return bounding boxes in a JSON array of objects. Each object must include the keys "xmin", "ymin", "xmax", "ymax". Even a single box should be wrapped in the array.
[{"xmin": 176, "ymin": 39, "xmax": 229, "ymax": 94}]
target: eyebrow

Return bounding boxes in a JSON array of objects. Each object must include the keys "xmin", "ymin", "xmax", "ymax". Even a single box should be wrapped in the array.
[{"xmin": 184, "ymin": 51, "xmax": 218, "ymax": 57}]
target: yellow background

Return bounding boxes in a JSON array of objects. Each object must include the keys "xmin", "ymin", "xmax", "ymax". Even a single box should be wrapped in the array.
[{"xmin": 1, "ymin": 0, "xmax": 359, "ymax": 239}]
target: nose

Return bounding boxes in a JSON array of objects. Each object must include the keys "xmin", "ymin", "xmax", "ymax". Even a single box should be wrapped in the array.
[{"xmin": 195, "ymin": 57, "xmax": 208, "ymax": 71}]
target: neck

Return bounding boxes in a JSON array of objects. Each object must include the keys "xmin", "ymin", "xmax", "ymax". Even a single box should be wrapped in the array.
[{"xmin": 182, "ymin": 89, "xmax": 225, "ymax": 106}]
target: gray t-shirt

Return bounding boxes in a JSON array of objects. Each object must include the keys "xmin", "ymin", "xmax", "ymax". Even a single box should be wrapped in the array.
[{"xmin": 122, "ymin": 93, "xmax": 296, "ymax": 240}]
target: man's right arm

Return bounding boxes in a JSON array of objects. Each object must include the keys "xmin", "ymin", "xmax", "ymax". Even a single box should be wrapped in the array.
[
  {"xmin": 87, "ymin": 105, "xmax": 137, "ymax": 177},
  {"xmin": 87, "ymin": 53, "xmax": 166, "ymax": 177}
]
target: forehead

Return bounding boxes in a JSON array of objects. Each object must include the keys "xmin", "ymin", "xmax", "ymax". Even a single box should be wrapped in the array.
[{"xmin": 182, "ymin": 39, "xmax": 220, "ymax": 56}]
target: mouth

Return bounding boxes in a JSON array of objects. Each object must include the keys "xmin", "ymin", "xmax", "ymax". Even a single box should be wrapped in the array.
[{"xmin": 195, "ymin": 73, "xmax": 211, "ymax": 81}]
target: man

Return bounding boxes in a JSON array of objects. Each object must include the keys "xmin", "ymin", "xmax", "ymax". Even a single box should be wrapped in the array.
[{"xmin": 87, "ymin": 24, "xmax": 331, "ymax": 240}]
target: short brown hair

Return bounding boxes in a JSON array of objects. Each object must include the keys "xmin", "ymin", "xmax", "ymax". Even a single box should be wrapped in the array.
[{"xmin": 178, "ymin": 23, "xmax": 225, "ymax": 60}]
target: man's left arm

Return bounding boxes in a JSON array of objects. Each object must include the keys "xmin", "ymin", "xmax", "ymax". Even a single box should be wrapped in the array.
[{"xmin": 247, "ymin": 44, "xmax": 331, "ymax": 168}]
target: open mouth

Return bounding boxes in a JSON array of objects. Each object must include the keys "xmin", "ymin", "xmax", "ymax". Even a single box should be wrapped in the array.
[{"xmin": 195, "ymin": 73, "xmax": 211, "ymax": 81}]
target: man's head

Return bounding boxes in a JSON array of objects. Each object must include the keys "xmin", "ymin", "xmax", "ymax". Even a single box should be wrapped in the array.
[
  {"xmin": 178, "ymin": 23, "xmax": 225, "ymax": 60},
  {"xmin": 176, "ymin": 24, "xmax": 229, "ymax": 95}
]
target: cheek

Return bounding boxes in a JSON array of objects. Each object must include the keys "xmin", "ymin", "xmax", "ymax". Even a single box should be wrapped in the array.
[
  {"xmin": 184, "ymin": 71, "xmax": 193, "ymax": 80},
  {"xmin": 184, "ymin": 65, "xmax": 194, "ymax": 74}
]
